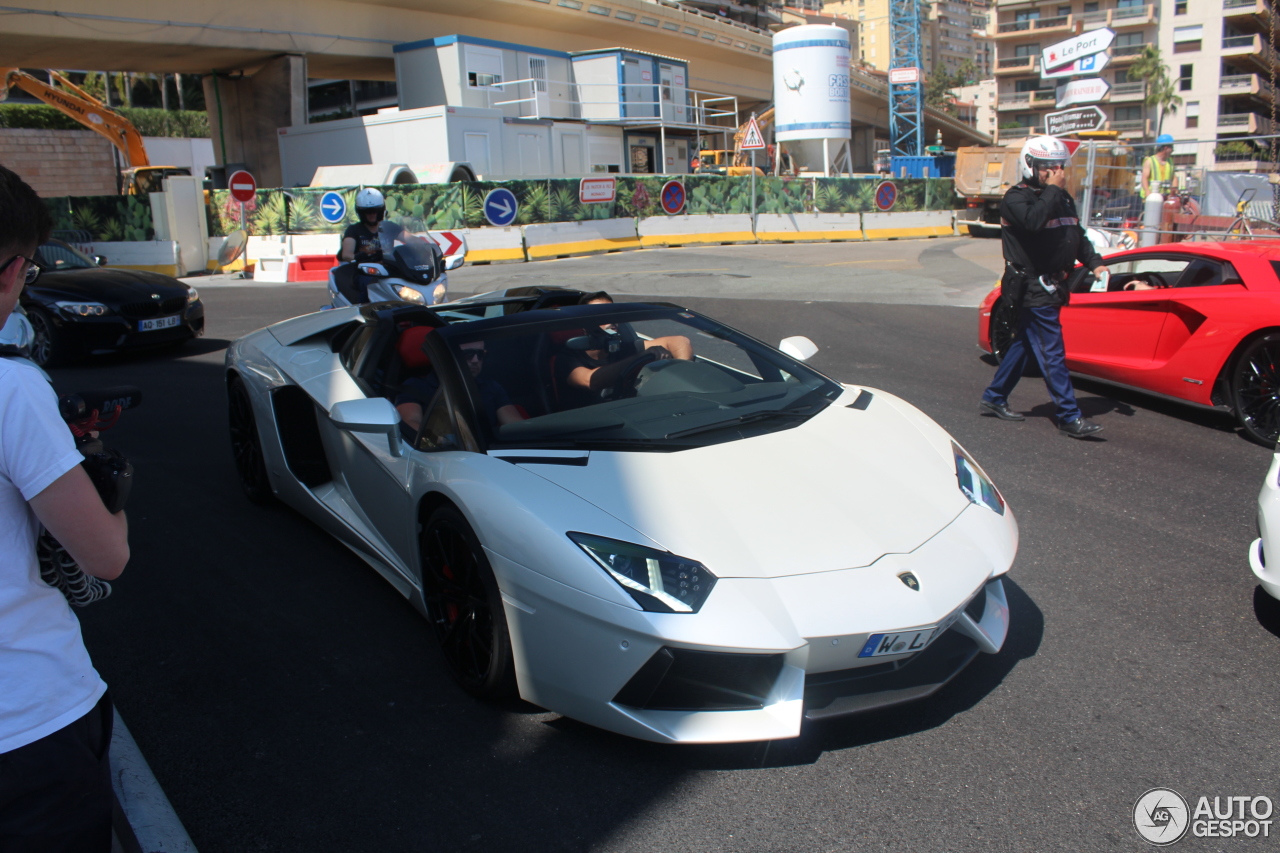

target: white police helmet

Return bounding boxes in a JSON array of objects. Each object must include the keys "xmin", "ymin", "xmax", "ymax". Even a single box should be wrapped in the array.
[
  {"xmin": 0, "ymin": 309, "xmax": 35, "ymax": 357},
  {"xmin": 355, "ymin": 187, "xmax": 386, "ymax": 221},
  {"xmin": 1019, "ymin": 135, "xmax": 1071, "ymax": 181}
]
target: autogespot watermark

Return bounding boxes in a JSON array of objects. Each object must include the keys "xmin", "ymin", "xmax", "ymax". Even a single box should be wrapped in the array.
[{"xmin": 1133, "ymin": 788, "xmax": 1275, "ymax": 845}]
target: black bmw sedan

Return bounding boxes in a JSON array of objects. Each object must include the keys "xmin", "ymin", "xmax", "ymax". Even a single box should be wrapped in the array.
[{"xmin": 22, "ymin": 239, "xmax": 205, "ymax": 367}]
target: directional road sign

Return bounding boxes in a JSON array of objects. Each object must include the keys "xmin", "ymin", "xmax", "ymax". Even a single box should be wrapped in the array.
[
  {"xmin": 228, "ymin": 170, "xmax": 257, "ymax": 203},
  {"xmin": 660, "ymin": 180, "xmax": 686, "ymax": 215},
  {"xmin": 429, "ymin": 230, "xmax": 465, "ymax": 256},
  {"xmin": 1042, "ymin": 27, "xmax": 1114, "ymax": 72},
  {"xmin": 319, "ymin": 191, "xmax": 346, "ymax": 223},
  {"xmin": 483, "ymin": 187, "xmax": 519, "ymax": 226},
  {"xmin": 741, "ymin": 115, "xmax": 767, "ymax": 150},
  {"xmin": 875, "ymin": 180, "xmax": 898, "ymax": 211},
  {"xmin": 1045, "ymin": 105, "xmax": 1106, "ymax": 136},
  {"xmin": 1056, "ymin": 77, "xmax": 1110, "ymax": 109},
  {"xmin": 1041, "ymin": 51, "xmax": 1110, "ymax": 80}
]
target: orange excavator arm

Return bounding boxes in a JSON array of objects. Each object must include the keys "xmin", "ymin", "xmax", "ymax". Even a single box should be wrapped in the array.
[{"xmin": 0, "ymin": 68, "xmax": 150, "ymax": 167}]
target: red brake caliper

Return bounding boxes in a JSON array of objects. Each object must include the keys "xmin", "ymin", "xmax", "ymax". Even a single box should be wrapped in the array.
[{"xmin": 442, "ymin": 563, "xmax": 459, "ymax": 622}]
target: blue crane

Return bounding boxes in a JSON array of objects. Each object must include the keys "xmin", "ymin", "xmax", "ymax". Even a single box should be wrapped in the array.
[{"xmin": 888, "ymin": 0, "xmax": 924, "ymax": 157}]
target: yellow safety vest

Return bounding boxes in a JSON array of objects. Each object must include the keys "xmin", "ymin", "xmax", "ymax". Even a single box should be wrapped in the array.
[{"xmin": 1144, "ymin": 156, "xmax": 1174, "ymax": 193}]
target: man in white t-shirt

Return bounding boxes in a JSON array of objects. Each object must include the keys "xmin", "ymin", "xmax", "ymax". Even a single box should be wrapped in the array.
[{"xmin": 0, "ymin": 165, "xmax": 130, "ymax": 852}]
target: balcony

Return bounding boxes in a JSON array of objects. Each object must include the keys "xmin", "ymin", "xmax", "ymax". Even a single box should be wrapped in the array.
[
  {"xmin": 1109, "ymin": 118, "xmax": 1150, "ymax": 137},
  {"xmin": 1110, "ymin": 3, "xmax": 1157, "ymax": 28},
  {"xmin": 994, "ymin": 55, "xmax": 1038, "ymax": 75},
  {"xmin": 1223, "ymin": 0, "xmax": 1274, "ymax": 35},
  {"xmin": 996, "ymin": 90, "xmax": 1056, "ymax": 111},
  {"xmin": 1110, "ymin": 81, "xmax": 1146, "ymax": 102},
  {"xmin": 1220, "ymin": 72, "xmax": 1277, "ymax": 104},
  {"xmin": 1109, "ymin": 44, "xmax": 1146, "ymax": 64},
  {"xmin": 1218, "ymin": 112, "xmax": 1279, "ymax": 134},
  {"xmin": 994, "ymin": 14, "xmax": 1072, "ymax": 38},
  {"xmin": 1222, "ymin": 33, "xmax": 1279, "ymax": 72},
  {"xmin": 996, "ymin": 126, "xmax": 1037, "ymax": 141}
]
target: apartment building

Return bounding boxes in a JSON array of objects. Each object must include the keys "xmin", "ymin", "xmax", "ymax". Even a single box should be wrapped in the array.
[
  {"xmin": 824, "ymin": 0, "xmax": 991, "ymax": 75},
  {"xmin": 956, "ymin": 78, "xmax": 999, "ymax": 134},
  {"xmin": 992, "ymin": 0, "xmax": 1157, "ymax": 141},
  {"xmin": 1159, "ymin": 0, "xmax": 1277, "ymax": 170}
]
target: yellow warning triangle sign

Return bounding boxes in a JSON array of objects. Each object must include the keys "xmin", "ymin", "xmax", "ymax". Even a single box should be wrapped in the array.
[{"xmin": 741, "ymin": 115, "xmax": 767, "ymax": 150}]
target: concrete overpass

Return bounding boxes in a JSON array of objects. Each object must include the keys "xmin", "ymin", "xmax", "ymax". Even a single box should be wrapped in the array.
[{"xmin": 0, "ymin": 0, "xmax": 990, "ymax": 186}]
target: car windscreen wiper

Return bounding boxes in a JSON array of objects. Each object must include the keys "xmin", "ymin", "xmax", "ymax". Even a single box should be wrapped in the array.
[{"xmin": 664, "ymin": 407, "xmax": 816, "ymax": 440}]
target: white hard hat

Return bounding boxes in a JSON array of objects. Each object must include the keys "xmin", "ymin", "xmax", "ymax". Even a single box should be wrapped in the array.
[
  {"xmin": 355, "ymin": 187, "xmax": 386, "ymax": 220},
  {"xmin": 1019, "ymin": 135, "xmax": 1071, "ymax": 180}
]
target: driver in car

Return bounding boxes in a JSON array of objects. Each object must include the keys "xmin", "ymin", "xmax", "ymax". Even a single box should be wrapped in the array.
[
  {"xmin": 395, "ymin": 340, "xmax": 525, "ymax": 434},
  {"xmin": 561, "ymin": 292, "xmax": 693, "ymax": 407}
]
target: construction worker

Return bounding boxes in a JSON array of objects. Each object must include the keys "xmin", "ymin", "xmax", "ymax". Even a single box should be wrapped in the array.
[{"xmin": 1141, "ymin": 134, "xmax": 1177, "ymax": 198}]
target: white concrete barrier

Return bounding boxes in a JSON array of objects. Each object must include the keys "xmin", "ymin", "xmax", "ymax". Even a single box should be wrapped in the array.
[
  {"xmin": 253, "ymin": 255, "xmax": 295, "ymax": 282},
  {"xmin": 637, "ymin": 214, "xmax": 756, "ymax": 247},
  {"xmin": 523, "ymin": 218, "xmax": 640, "ymax": 260},
  {"xmin": 288, "ymin": 233, "xmax": 341, "ymax": 256},
  {"xmin": 91, "ymin": 241, "xmax": 182, "ymax": 276},
  {"xmin": 461, "ymin": 226, "xmax": 525, "ymax": 263},
  {"xmin": 754, "ymin": 213, "xmax": 864, "ymax": 243},
  {"xmin": 861, "ymin": 210, "xmax": 955, "ymax": 240}
]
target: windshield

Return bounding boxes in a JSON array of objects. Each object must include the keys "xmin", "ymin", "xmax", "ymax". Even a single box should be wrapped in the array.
[
  {"xmin": 37, "ymin": 240, "xmax": 98, "ymax": 271},
  {"xmin": 440, "ymin": 305, "xmax": 843, "ymax": 451}
]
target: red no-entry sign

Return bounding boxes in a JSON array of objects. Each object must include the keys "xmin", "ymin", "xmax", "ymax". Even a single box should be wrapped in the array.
[{"xmin": 228, "ymin": 170, "xmax": 257, "ymax": 203}]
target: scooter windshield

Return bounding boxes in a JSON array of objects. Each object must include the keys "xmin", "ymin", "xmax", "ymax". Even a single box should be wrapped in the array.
[{"xmin": 392, "ymin": 241, "xmax": 441, "ymax": 284}]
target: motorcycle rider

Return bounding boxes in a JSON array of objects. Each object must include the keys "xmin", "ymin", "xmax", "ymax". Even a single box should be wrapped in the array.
[
  {"xmin": 338, "ymin": 188, "xmax": 431, "ymax": 304},
  {"xmin": 980, "ymin": 135, "xmax": 1110, "ymax": 439}
]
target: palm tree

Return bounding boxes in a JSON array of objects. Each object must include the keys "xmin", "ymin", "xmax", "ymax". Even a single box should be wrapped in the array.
[{"xmin": 1128, "ymin": 46, "xmax": 1182, "ymax": 138}]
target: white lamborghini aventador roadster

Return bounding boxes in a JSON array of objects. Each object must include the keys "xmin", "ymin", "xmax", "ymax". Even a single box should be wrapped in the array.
[{"xmin": 225, "ymin": 287, "xmax": 1016, "ymax": 743}]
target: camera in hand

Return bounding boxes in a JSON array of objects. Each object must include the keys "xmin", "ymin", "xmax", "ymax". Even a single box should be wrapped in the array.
[{"xmin": 57, "ymin": 385, "xmax": 139, "ymax": 514}]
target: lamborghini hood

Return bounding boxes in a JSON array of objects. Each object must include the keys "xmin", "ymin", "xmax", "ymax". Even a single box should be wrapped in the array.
[{"xmin": 517, "ymin": 392, "xmax": 971, "ymax": 579}]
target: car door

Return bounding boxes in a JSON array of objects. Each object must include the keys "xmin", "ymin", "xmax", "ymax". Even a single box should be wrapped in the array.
[
  {"xmin": 1060, "ymin": 254, "xmax": 1189, "ymax": 382},
  {"xmin": 1146, "ymin": 257, "xmax": 1250, "ymax": 400},
  {"xmin": 328, "ymin": 347, "xmax": 479, "ymax": 580}
]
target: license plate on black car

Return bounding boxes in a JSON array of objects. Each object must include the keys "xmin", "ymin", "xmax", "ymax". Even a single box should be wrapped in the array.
[{"xmin": 139, "ymin": 315, "xmax": 181, "ymax": 332}]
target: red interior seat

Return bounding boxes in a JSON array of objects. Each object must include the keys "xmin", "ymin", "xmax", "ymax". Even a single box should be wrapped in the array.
[{"xmin": 398, "ymin": 326, "xmax": 434, "ymax": 370}]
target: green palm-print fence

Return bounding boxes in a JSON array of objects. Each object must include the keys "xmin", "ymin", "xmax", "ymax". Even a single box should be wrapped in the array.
[{"xmin": 206, "ymin": 176, "xmax": 958, "ymax": 237}]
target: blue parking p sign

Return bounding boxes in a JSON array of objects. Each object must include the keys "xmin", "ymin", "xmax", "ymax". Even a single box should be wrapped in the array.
[
  {"xmin": 483, "ymin": 188, "xmax": 519, "ymax": 227},
  {"xmin": 320, "ymin": 191, "xmax": 347, "ymax": 223}
]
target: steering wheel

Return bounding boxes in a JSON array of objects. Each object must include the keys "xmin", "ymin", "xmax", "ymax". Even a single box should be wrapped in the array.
[
  {"xmin": 1125, "ymin": 272, "xmax": 1169, "ymax": 291},
  {"xmin": 610, "ymin": 351, "xmax": 659, "ymax": 398}
]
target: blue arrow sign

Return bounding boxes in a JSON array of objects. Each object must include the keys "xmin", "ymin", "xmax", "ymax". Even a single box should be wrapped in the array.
[
  {"xmin": 320, "ymin": 191, "xmax": 346, "ymax": 223},
  {"xmin": 483, "ymin": 188, "xmax": 519, "ymax": 227}
]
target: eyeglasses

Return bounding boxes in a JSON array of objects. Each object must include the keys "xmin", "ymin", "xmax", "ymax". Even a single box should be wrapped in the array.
[
  {"xmin": 463, "ymin": 349, "xmax": 487, "ymax": 362},
  {"xmin": 2, "ymin": 253, "xmax": 40, "ymax": 285}
]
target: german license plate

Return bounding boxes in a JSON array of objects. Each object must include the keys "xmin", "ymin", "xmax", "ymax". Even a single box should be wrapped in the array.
[
  {"xmin": 859, "ymin": 627, "xmax": 939, "ymax": 658},
  {"xmin": 139, "ymin": 315, "xmax": 181, "ymax": 332}
]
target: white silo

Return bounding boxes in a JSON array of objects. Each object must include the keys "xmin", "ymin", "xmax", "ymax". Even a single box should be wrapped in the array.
[{"xmin": 772, "ymin": 24, "xmax": 852, "ymax": 176}]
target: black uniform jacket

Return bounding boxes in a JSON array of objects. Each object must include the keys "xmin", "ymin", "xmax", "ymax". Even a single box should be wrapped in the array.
[{"xmin": 1000, "ymin": 182, "xmax": 1104, "ymax": 308}]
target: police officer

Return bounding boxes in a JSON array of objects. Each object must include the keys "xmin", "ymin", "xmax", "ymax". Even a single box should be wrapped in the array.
[{"xmin": 980, "ymin": 135, "xmax": 1109, "ymax": 439}]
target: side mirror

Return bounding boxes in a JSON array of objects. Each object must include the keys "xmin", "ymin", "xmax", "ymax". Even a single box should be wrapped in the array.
[
  {"xmin": 778, "ymin": 336, "xmax": 819, "ymax": 362},
  {"xmin": 94, "ymin": 256, "xmax": 107, "ymax": 266},
  {"xmin": 444, "ymin": 254, "xmax": 465, "ymax": 271},
  {"xmin": 330, "ymin": 398, "xmax": 403, "ymax": 457}
]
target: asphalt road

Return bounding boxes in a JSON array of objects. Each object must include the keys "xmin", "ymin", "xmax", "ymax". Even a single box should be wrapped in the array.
[{"xmin": 55, "ymin": 240, "xmax": 1279, "ymax": 852}]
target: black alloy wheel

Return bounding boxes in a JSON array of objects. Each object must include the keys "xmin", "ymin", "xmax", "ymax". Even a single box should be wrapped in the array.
[
  {"xmin": 25, "ymin": 307, "xmax": 65, "ymax": 367},
  {"xmin": 421, "ymin": 506, "xmax": 515, "ymax": 700},
  {"xmin": 1232, "ymin": 332, "xmax": 1280, "ymax": 447},
  {"xmin": 989, "ymin": 295, "xmax": 1017, "ymax": 364},
  {"xmin": 227, "ymin": 377, "xmax": 275, "ymax": 504}
]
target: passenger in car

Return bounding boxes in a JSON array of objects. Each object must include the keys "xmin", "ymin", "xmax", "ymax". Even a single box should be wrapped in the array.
[
  {"xmin": 560, "ymin": 292, "xmax": 693, "ymax": 406},
  {"xmin": 396, "ymin": 340, "xmax": 524, "ymax": 433}
]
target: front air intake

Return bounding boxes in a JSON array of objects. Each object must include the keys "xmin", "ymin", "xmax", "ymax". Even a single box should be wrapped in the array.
[{"xmin": 612, "ymin": 647, "xmax": 785, "ymax": 711}]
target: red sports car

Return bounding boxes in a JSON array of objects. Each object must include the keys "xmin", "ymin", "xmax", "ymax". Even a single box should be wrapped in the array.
[{"xmin": 977, "ymin": 241, "xmax": 1280, "ymax": 445}]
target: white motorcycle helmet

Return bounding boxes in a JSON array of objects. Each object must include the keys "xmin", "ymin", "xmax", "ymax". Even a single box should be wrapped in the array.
[
  {"xmin": 1019, "ymin": 135, "xmax": 1071, "ymax": 183},
  {"xmin": 354, "ymin": 187, "xmax": 386, "ymax": 222}
]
